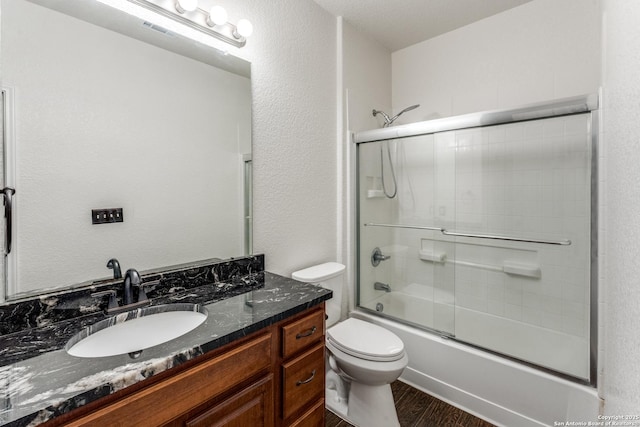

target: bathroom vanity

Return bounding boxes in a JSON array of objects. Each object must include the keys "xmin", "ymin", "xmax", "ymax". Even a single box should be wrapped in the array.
[
  {"xmin": 56, "ymin": 306, "xmax": 325, "ymax": 427},
  {"xmin": 0, "ymin": 255, "xmax": 331, "ymax": 426}
]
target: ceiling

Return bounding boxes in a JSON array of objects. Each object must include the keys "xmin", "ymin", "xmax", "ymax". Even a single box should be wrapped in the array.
[{"xmin": 312, "ymin": 0, "xmax": 534, "ymax": 51}]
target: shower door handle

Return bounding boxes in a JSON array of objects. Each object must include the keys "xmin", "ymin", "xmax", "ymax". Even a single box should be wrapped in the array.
[{"xmin": 2, "ymin": 187, "xmax": 14, "ymax": 255}]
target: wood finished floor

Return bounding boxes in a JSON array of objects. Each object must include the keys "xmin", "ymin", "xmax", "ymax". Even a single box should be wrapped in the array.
[{"xmin": 325, "ymin": 380, "xmax": 495, "ymax": 427}]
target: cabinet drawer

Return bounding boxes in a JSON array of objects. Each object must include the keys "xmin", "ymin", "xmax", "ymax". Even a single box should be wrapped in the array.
[
  {"xmin": 66, "ymin": 333, "xmax": 272, "ymax": 427},
  {"xmin": 287, "ymin": 398, "xmax": 325, "ymax": 427},
  {"xmin": 282, "ymin": 343, "xmax": 325, "ymax": 420},
  {"xmin": 281, "ymin": 308, "xmax": 324, "ymax": 358}
]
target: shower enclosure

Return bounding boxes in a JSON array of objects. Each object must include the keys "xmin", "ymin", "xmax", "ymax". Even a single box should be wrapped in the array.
[{"xmin": 355, "ymin": 94, "xmax": 597, "ymax": 383}]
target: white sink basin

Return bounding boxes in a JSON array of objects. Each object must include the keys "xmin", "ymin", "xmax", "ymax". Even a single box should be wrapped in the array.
[{"xmin": 66, "ymin": 304, "xmax": 208, "ymax": 358}]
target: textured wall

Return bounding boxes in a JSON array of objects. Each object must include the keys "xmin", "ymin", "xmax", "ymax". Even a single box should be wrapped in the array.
[
  {"xmin": 392, "ymin": 0, "xmax": 601, "ymax": 120},
  {"xmin": 602, "ymin": 0, "xmax": 640, "ymax": 413},
  {"xmin": 208, "ymin": 0, "xmax": 338, "ymax": 276}
]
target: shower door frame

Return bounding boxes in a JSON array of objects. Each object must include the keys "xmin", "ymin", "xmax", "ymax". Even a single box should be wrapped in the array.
[{"xmin": 353, "ymin": 93, "xmax": 599, "ymax": 386}]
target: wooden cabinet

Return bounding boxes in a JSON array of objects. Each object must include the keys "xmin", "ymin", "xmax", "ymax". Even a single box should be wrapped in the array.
[
  {"xmin": 183, "ymin": 375, "xmax": 273, "ymax": 427},
  {"xmin": 281, "ymin": 343, "xmax": 324, "ymax": 420},
  {"xmin": 288, "ymin": 400, "xmax": 325, "ymax": 427},
  {"xmin": 49, "ymin": 304, "xmax": 325, "ymax": 427},
  {"xmin": 64, "ymin": 333, "xmax": 273, "ymax": 427},
  {"xmin": 278, "ymin": 307, "xmax": 326, "ymax": 427},
  {"xmin": 281, "ymin": 308, "xmax": 324, "ymax": 358}
]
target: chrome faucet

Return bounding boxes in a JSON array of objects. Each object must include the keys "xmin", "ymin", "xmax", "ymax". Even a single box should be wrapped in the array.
[
  {"xmin": 374, "ymin": 282, "xmax": 391, "ymax": 292},
  {"xmin": 123, "ymin": 268, "xmax": 142, "ymax": 306}
]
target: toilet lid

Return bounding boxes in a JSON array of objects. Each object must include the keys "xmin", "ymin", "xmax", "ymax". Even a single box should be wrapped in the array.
[{"xmin": 327, "ymin": 318, "xmax": 405, "ymax": 362}]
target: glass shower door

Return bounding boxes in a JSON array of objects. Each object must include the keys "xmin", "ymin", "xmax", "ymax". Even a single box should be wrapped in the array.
[
  {"xmin": 357, "ymin": 133, "xmax": 457, "ymax": 336},
  {"xmin": 356, "ymin": 111, "xmax": 594, "ymax": 381},
  {"xmin": 447, "ymin": 115, "xmax": 592, "ymax": 380}
]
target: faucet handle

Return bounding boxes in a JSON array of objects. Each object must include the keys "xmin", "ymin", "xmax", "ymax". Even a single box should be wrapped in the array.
[
  {"xmin": 134, "ymin": 279, "xmax": 158, "ymax": 303},
  {"xmin": 371, "ymin": 247, "xmax": 391, "ymax": 267},
  {"xmin": 91, "ymin": 289, "xmax": 118, "ymax": 311},
  {"xmin": 136, "ymin": 284, "xmax": 148, "ymax": 303}
]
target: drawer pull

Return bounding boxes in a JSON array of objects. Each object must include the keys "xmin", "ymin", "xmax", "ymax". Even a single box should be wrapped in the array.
[
  {"xmin": 296, "ymin": 369, "xmax": 317, "ymax": 386},
  {"xmin": 295, "ymin": 326, "xmax": 317, "ymax": 339}
]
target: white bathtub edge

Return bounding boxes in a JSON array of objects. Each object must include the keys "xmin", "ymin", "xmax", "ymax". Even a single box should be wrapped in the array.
[{"xmin": 400, "ymin": 367, "xmax": 544, "ymax": 427}]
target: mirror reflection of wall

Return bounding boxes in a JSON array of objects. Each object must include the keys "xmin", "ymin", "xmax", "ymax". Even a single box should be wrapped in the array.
[{"xmin": 1, "ymin": 0, "xmax": 252, "ymax": 299}]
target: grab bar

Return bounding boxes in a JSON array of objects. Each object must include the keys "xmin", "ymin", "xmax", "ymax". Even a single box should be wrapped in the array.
[
  {"xmin": 2, "ymin": 187, "xmax": 15, "ymax": 255},
  {"xmin": 363, "ymin": 222, "xmax": 571, "ymax": 246}
]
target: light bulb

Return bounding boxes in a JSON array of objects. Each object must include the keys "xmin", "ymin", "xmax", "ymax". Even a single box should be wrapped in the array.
[
  {"xmin": 235, "ymin": 19, "xmax": 253, "ymax": 38},
  {"xmin": 207, "ymin": 5, "xmax": 228, "ymax": 26},
  {"xmin": 175, "ymin": 0, "xmax": 197, "ymax": 13}
]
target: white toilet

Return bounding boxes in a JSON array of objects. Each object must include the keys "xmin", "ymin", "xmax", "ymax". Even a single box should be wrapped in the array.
[{"xmin": 292, "ymin": 262, "xmax": 408, "ymax": 427}]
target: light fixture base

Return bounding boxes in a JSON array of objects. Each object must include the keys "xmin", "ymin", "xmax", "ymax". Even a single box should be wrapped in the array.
[{"xmin": 127, "ymin": 0, "xmax": 247, "ymax": 47}]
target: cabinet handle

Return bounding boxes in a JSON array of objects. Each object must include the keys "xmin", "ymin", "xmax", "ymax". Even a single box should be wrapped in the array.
[
  {"xmin": 295, "ymin": 326, "xmax": 317, "ymax": 339},
  {"xmin": 296, "ymin": 369, "xmax": 316, "ymax": 386}
]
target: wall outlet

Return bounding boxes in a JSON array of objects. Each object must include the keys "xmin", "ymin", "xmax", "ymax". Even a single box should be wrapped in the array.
[{"xmin": 92, "ymin": 208, "xmax": 123, "ymax": 225}]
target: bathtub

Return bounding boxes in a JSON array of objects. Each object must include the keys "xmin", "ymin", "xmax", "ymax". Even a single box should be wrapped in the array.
[{"xmin": 354, "ymin": 291, "xmax": 601, "ymax": 426}]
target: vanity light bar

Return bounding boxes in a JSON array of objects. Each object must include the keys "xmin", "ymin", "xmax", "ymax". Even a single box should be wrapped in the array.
[{"xmin": 126, "ymin": 0, "xmax": 252, "ymax": 47}]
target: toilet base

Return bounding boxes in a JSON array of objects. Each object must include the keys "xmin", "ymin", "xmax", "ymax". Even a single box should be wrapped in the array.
[
  {"xmin": 325, "ymin": 388, "xmax": 350, "ymax": 421},
  {"xmin": 325, "ymin": 383, "xmax": 400, "ymax": 427}
]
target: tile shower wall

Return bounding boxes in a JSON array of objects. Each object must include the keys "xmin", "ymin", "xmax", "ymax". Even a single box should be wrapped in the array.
[{"xmin": 358, "ymin": 113, "xmax": 592, "ymax": 379}]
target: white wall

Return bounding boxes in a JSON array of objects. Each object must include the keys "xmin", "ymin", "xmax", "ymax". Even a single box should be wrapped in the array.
[
  {"xmin": 204, "ymin": 0, "xmax": 338, "ymax": 276},
  {"xmin": 601, "ymin": 0, "xmax": 640, "ymax": 414},
  {"xmin": 341, "ymin": 20, "xmax": 391, "ymax": 134},
  {"xmin": 392, "ymin": 0, "xmax": 601, "ymax": 120}
]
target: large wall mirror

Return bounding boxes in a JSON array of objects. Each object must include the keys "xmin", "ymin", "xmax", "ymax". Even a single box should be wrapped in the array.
[{"xmin": 1, "ymin": 0, "xmax": 252, "ymax": 301}]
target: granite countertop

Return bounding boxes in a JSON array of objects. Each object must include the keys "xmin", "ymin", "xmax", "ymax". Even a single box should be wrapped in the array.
[{"xmin": 0, "ymin": 262, "xmax": 332, "ymax": 426}]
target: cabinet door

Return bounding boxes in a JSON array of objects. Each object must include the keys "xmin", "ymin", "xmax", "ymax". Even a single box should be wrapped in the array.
[{"xmin": 185, "ymin": 375, "xmax": 274, "ymax": 427}]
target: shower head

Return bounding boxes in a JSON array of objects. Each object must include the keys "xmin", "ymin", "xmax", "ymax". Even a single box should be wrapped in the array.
[
  {"xmin": 372, "ymin": 104, "xmax": 420, "ymax": 127},
  {"xmin": 397, "ymin": 104, "xmax": 420, "ymax": 115}
]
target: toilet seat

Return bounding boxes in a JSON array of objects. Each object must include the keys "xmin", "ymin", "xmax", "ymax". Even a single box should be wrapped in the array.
[{"xmin": 327, "ymin": 318, "xmax": 405, "ymax": 362}]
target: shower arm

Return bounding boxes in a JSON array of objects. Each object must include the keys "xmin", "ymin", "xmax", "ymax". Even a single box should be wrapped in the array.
[{"xmin": 373, "ymin": 104, "xmax": 420, "ymax": 127}]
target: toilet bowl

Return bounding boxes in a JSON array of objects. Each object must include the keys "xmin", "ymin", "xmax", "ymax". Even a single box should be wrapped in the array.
[{"xmin": 292, "ymin": 262, "xmax": 408, "ymax": 427}]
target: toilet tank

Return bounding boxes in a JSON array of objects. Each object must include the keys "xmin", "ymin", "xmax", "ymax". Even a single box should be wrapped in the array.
[{"xmin": 292, "ymin": 262, "xmax": 345, "ymax": 328}]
